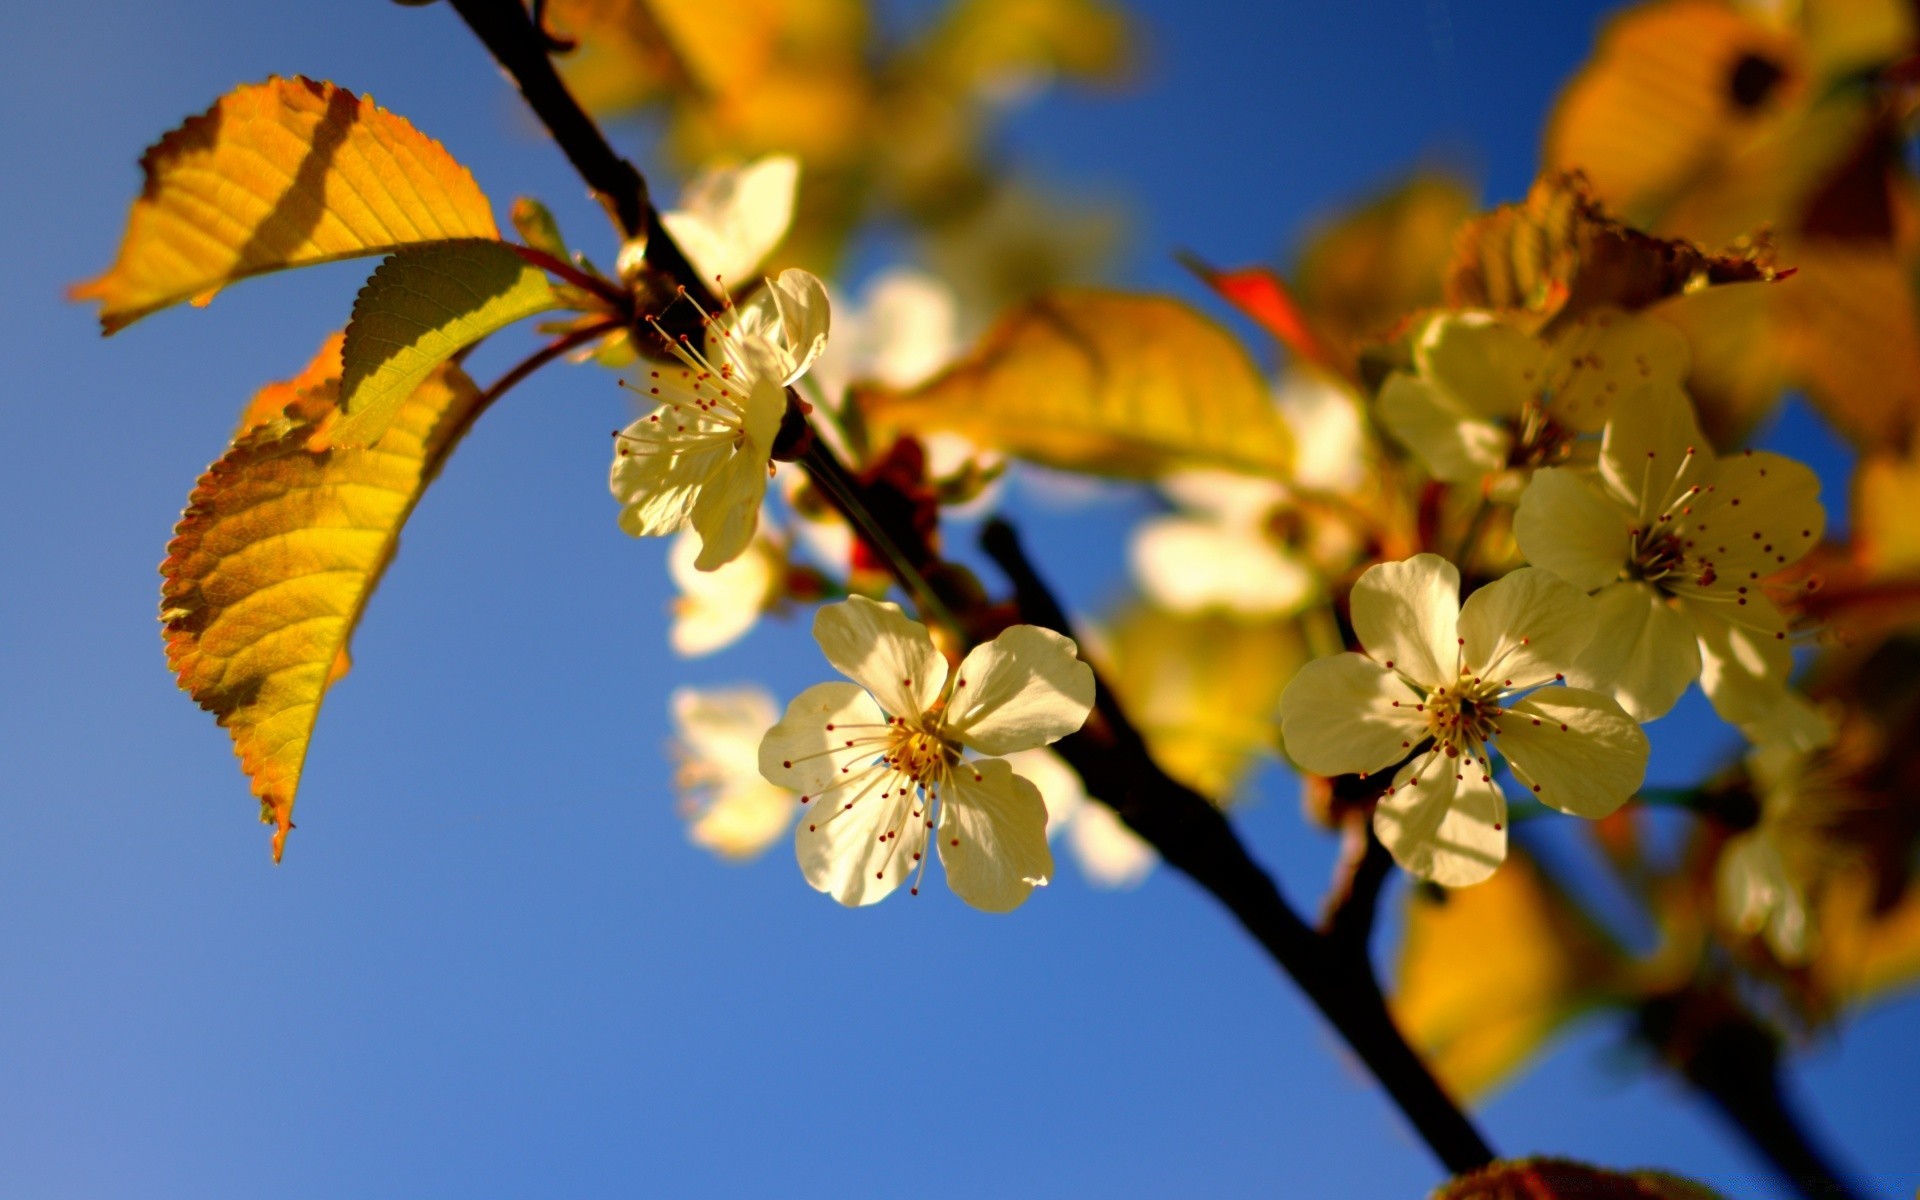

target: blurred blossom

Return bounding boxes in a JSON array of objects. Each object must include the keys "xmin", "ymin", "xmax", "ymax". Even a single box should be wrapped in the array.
[
  {"xmin": 1004, "ymin": 747, "xmax": 1156, "ymax": 889},
  {"xmin": 671, "ymin": 686, "xmax": 795, "ymax": 860},
  {"xmin": 667, "ymin": 529, "xmax": 784, "ymax": 657},
  {"xmin": 626, "ymin": 155, "xmax": 800, "ymax": 288}
]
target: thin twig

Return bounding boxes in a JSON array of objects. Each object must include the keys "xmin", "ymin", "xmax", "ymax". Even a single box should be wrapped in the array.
[{"xmin": 426, "ymin": 317, "xmax": 622, "ymax": 478}]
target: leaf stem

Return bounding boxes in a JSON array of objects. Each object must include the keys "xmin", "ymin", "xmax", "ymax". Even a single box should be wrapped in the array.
[{"xmin": 511, "ymin": 244, "xmax": 630, "ymax": 312}]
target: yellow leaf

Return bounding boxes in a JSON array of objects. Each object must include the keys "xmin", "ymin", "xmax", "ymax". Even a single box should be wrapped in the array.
[
  {"xmin": 1773, "ymin": 243, "xmax": 1920, "ymax": 448},
  {"xmin": 861, "ymin": 290, "xmax": 1291, "ymax": 478},
  {"xmin": 160, "ymin": 337, "xmax": 484, "ymax": 860},
  {"xmin": 1433, "ymin": 1158, "xmax": 1727, "ymax": 1200},
  {"xmin": 75, "ymin": 77, "xmax": 498, "ymax": 334},
  {"xmin": 334, "ymin": 240, "xmax": 557, "ymax": 447},
  {"xmin": 1854, "ymin": 450, "xmax": 1920, "ymax": 574},
  {"xmin": 915, "ymin": 0, "xmax": 1132, "ymax": 90},
  {"xmin": 1395, "ymin": 851, "xmax": 1627, "ymax": 1099},
  {"xmin": 1811, "ymin": 869, "xmax": 1920, "ymax": 1012}
]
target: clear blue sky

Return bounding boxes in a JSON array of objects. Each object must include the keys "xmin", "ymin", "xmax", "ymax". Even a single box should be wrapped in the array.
[{"xmin": 2, "ymin": 1, "xmax": 1912, "ymax": 1196}]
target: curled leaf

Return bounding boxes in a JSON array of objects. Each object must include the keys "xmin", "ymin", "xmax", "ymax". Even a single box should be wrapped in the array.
[
  {"xmin": 75, "ymin": 77, "xmax": 498, "ymax": 333},
  {"xmin": 160, "ymin": 336, "xmax": 485, "ymax": 859},
  {"xmin": 860, "ymin": 290, "xmax": 1290, "ymax": 478},
  {"xmin": 334, "ymin": 240, "xmax": 557, "ymax": 447}
]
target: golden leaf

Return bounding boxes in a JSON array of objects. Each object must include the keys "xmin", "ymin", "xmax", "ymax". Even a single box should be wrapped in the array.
[
  {"xmin": 160, "ymin": 336, "xmax": 485, "ymax": 860},
  {"xmin": 1773, "ymin": 243, "xmax": 1920, "ymax": 448},
  {"xmin": 1395, "ymin": 850, "xmax": 1628, "ymax": 1099},
  {"xmin": 861, "ymin": 290, "xmax": 1291, "ymax": 478},
  {"xmin": 1433, "ymin": 1158, "xmax": 1726, "ymax": 1200},
  {"xmin": 75, "ymin": 77, "xmax": 498, "ymax": 333}
]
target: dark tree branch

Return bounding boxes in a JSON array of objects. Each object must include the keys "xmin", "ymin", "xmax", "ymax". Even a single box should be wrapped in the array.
[
  {"xmin": 980, "ymin": 518, "xmax": 1496, "ymax": 1175},
  {"xmin": 1321, "ymin": 813, "xmax": 1395, "ymax": 956}
]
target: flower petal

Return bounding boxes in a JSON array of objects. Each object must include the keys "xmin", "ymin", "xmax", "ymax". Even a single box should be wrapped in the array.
[
  {"xmin": 1598, "ymin": 384, "xmax": 1713, "ymax": 524},
  {"xmin": 793, "ymin": 764, "xmax": 925, "ymax": 907},
  {"xmin": 1376, "ymin": 373, "xmax": 1510, "ymax": 484},
  {"xmin": 1690, "ymin": 450, "xmax": 1825, "ymax": 581},
  {"xmin": 1495, "ymin": 687, "xmax": 1647, "ymax": 819},
  {"xmin": 1687, "ymin": 597, "xmax": 1794, "ymax": 728},
  {"xmin": 609, "ymin": 421, "xmax": 729, "ymax": 537},
  {"xmin": 689, "ymin": 439, "xmax": 772, "ymax": 569},
  {"xmin": 669, "ymin": 530, "xmax": 777, "ymax": 655},
  {"xmin": 811, "ymin": 596, "xmax": 947, "ymax": 719},
  {"xmin": 1417, "ymin": 312, "xmax": 1547, "ymax": 421},
  {"xmin": 674, "ymin": 685, "xmax": 778, "ymax": 774},
  {"xmin": 1738, "ymin": 689, "xmax": 1833, "ymax": 754},
  {"xmin": 767, "ymin": 267, "xmax": 832, "ymax": 384},
  {"xmin": 1066, "ymin": 800, "xmax": 1157, "ymax": 889},
  {"xmin": 757, "ymin": 681, "xmax": 891, "ymax": 796},
  {"xmin": 1373, "ymin": 750, "xmax": 1508, "ymax": 887},
  {"xmin": 937, "ymin": 757, "xmax": 1054, "ymax": 912},
  {"xmin": 1278, "ymin": 653, "xmax": 1426, "ymax": 777},
  {"xmin": 1458, "ymin": 566, "xmax": 1597, "ymax": 691},
  {"xmin": 1547, "ymin": 308, "xmax": 1691, "ymax": 433},
  {"xmin": 1569, "ymin": 582, "xmax": 1700, "ymax": 721},
  {"xmin": 945, "ymin": 625, "xmax": 1096, "ymax": 756},
  {"xmin": 1514, "ymin": 467, "xmax": 1632, "ymax": 592},
  {"xmin": 687, "ymin": 778, "xmax": 795, "ymax": 860},
  {"xmin": 1350, "ymin": 553, "xmax": 1462, "ymax": 688},
  {"xmin": 657, "ymin": 155, "xmax": 798, "ymax": 286},
  {"xmin": 1130, "ymin": 516, "xmax": 1314, "ymax": 616}
]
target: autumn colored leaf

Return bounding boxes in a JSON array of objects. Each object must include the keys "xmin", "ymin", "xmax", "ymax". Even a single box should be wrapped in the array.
[
  {"xmin": 1395, "ymin": 850, "xmax": 1628, "ymax": 1098},
  {"xmin": 546, "ymin": 0, "xmax": 796, "ymax": 113},
  {"xmin": 160, "ymin": 336, "xmax": 485, "ymax": 860},
  {"xmin": 1773, "ymin": 244, "xmax": 1920, "ymax": 448},
  {"xmin": 914, "ymin": 0, "xmax": 1132, "ymax": 89},
  {"xmin": 1293, "ymin": 174, "xmax": 1477, "ymax": 357},
  {"xmin": 1432, "ymin": 1158, "xmax": 1726, "ymax": 1200},
  {"xmin": 1446, "ymin": 171, "xmax": 1783, "ymax": 328},
  {"xmin": 1183, "ymin": 256, "xmax": 1346, "ymax": 378},
  {"xmin": 334, "ymin": 240, "xmax": 557, "ymax": 447},
  {"xmin": 860, "ymin": 290, "xmax": 1292, "ymax": 478},
  {"xmin": 75, "ymin": 77, "xmax": 498, "ymax": 334}
]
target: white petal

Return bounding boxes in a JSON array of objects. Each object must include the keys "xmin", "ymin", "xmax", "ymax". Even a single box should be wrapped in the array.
[
  {"xmin": 945, "ymin": 625, "xmax": 1096, "ymax": 756},
  {"xmin": 811, "ymin": 596, "xmax": 947, "ymax": 719},
  {"xmin": 1350, "ymin": 554, "xmax": 1462, "ymax": 688},
  {"xmin": 668, "ymin": 530, "xmax": 778, "ymax": 656},
  {"xmin": 688, "ymin": 440, "xmax": 771, "ymax": 570},
  {"xmin": 609, "ymin": 421, "xmax": 729, "ymax": 537},
  {"xmin": 1131, "ymin": 516, "xmax": 1314, "ymax": 616},
  {"xmin": 1687, "ymin": 597, "xmax": 1794, "ymax": 728},
  {"xmin": 937, "ymin": 757, "xmax": 1055, "ymax": 912},
  {"xmin": 1689, "ymin": 450, "xmax": 1825, "ymax": 581},
  {"xmin": 1514, "ymin": 468, "xmax": 1632, "ymax": 592},
  {"xmin": 858, "ymin": 269, "xmax": 959, "ymax": 388},
  {"xmin": 1546, "ymin": 308, "xmax": 1691, "ymax": 433},
  {"xmin": 793, "ymin": 764, "xmax": 925, "ymax": 907},
  {"xmin": 1457, "ymin": 567, "xmax": 1597, "ymax": 691},
  {"xmin": 757, "ymin": 682, "xmax": 892, "ymax": 796},
  {"xmin": 1416, "ymin": 312, "xmax": 1549, "ymax": 421},
  {"xmin": 658, "ymin": 155, "xmax": 799, "ymax": 285},
  {"xmin": 1001, "ymin": 747, "xmax": 1085, "ymax": 830},
  {"xmin": 687, "ymin": 778, "xmax": 795, "ymax": 860},
  {"xmin": 1738, "ymin": 690, "xmax": 1834, "ymax": 754},
  {"xmin": 1376, "ymin": 373, "xmax": 1510, "ymax": 484},
  {"xmin": 1598, "ymin": 384, "xmax": 1714, "ymax": 524},
  {"xmin": 1279, "ymin": 373, "xmax": 1369, "ymax": 491},
  {"xmin": 1568, "ymin": 582, "xmax": 1701, "ymax": 721},
  {"xmin": 673, "ymin": 685, "xmax": 778, "ymax": 774},
  {"xmin": 767, "ymin": 268, "xmax": 832, "ymax": 384},
  {"xmin": 1495, "ymin": 687, "xmax": 1647, "ymax": 819},
  {"xmin": 1372, "ymin": 750, "xmax": 1508, "ymax": 887},
  {"xmin": 1066, "ymin": 800, "xmax": 1157, "ymax": 889},
  {"xmin": 1159, "ymin": 469, "xmax": 1289, "ymax": 526},
  {"xmin": 1278, "ymin": 653, "xmax": 1426, "ymax": 777}
]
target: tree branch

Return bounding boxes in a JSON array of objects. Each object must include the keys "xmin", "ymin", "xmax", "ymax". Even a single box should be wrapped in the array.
[{"xmin": 980, "ymin": 517, "xmax": 1496, "ymax": 1175}]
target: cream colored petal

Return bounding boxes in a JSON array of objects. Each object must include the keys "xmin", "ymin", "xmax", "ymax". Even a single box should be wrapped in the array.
[
  {"xmin": 1377, "ymin": 373, "xmax": 1510, "ymax": 484},
  {"xmin": 1495, "ymin": 688, "xmax": 1647, "ymax": 819},
  {"xmin": 673, "ymin": 685, "xmax": 780, "ymax": 772},
  {"xmin": 1547, "ymin": 308, "xmax": 1691, "ymax": 433},
  {"xmin": 1738, "ymin": 690, "xmax": 1834, "ymax": 754},
  {"xmin": 1689, "ymin": 451, "xmax": 1825, "ymax": 581},
  {"xmin": 1159, "ymin": 469, "xmax": 1289, "ymax": 526},
  {"xmin": 658, "ymin": 155, "xmax": 799, "ymax": 285},
  {"xmin": 1687, "ymin": 597, "xmax": 1795, "ymax": 728},
  {"xmin": 1568, "ymin": 582, "xmax": 1700, "ymax": 721},
  {"xmin": 1417, "ymin": 313, "xmax": 1549, "ymax": 419},
  {"xmin": 1278, "ymin": 653, "xmax": 1427, "ymax": 777},
  {"xmin": 1457, "ymin": 567, "xmax": 1596, "ymax": 691},
  {"xmin": 1598, "ymin": 383, "xmax": 1713, "ymax": 523},
  {"xmin": 1066, "ymin": 800, "xmax": 1157, "ymax": 889},
  {"xmin": 811, "ymin": 596, "xmax": 947, "ymax": 719},
  {"xmin": 1350, "ymin": 554, "xmax": 1462, "ymax": 688},
  {"xmin": 858, "ymin": 268, "xmax": 957, "ymax": 388},
  {"xmin": 1130, "ymin": 517, "xmax": 1315, "ymax": 616},
  {"xmin": 668, "ymin": 530, "xmax": 776, "ymax": 656},
  {"xmin": 945, "ymin": 625, "xmax": 1096, "ymax": 756},
  {"xmin": 739, "ymin": 349, "xmax": 789, "ymax": 454},
  {"xmin": 757, "ymin": 682, "xmax": 891, "ymax": 796},
  {"xmin": 1514, "ymin": 468, "xmax": 1632, "ymax": 592},
  {"xmin": 689, "ymin": 442, "xmax": 771, "ymax": 570},
  {"xmin": 687, "ymin": 778, "xmax": 796, "ymax": 860},
  {"xmin": 793, "ymin": 763, "xmax": 926, "ymax": 907},
  {"xmin": 1279, "ymin": 372, "xmax": 1369, "ymax": 491},
  {"xmin": 937, "ymin": 757, "xmax": 1054, "ymax": 912},
  {"xmin": 1372, "ymin": 750, "xmax": 1508, "ymax": 887},
  {"xmin": 609, "ymin": 419, "xmax": 729, "ymax": 537},
  {"xmin": 767, "ymin": 268, "xmax": 832, "ymax": 385},
  {"xmin": 1002, "ymin": 747, "xmax": 1085, "ymax": 830}
]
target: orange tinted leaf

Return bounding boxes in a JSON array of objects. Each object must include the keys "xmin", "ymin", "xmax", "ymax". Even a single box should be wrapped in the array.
[
  {"xmin": 1434, "ymin": 1158, "xmax": 1727, "ymax": 1200},
  {"xmin": 1184, "ymin": 256, "xmax": 1347, "ymax": 378},
  {"xmin": 1294, "ymin": 174, "xmax": 1477, "ymax": 354},
  {"xmin": 1774, "ymin": 243, "xmax": 1920, "ymax": 447},
  {"xmin": 160, "ymin": 338, "xmax": 485, "ymax": 860},
  {"xmin": 75, "ymin": 77, "xmax": 498, "ymax": 333}
]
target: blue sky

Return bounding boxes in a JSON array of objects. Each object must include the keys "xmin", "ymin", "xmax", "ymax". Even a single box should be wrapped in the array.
[{"xmin": 2, "ymin": 1, "xmax": 1914, "ymax": 1196}]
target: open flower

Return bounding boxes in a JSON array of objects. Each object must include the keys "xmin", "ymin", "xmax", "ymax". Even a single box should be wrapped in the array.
[
  {"xmin": 1513, "ymin": 385, "xmax": 1825, "ymax": 732},
  {"xmin": 758, "ymin": 597, "xmax": 1096, "ymax": 911},
  {"xmin": 1377, "ymin": 309, "xmax": 1688, "ymax": 492},
  {"xmin": 609, "ymin": 269, "xmax": 831, "ymax": 571},
  {"xmin": 671, "ymin": 687, "xmax": 795, "ymax": 860},
  {"xmin": 1280, "ymin": 555, "xmax": 1649, "ymax": 886}
]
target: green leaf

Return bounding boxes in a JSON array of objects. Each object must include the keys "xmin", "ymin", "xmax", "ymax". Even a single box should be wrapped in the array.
[{"xmin": 334, "ymin": 239, "xmax": 559, "ymax": 447}]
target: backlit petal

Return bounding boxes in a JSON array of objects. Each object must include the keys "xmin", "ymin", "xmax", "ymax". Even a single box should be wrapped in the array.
[
  {"xmin": 1067, "ymin": 801, "xmax": 1156, "ymax": 889},
  {"xmin": 812, "ymin": 596, "xmax": 947, "ymax": 719},
  {"xmin": 1687, "ymin": 597, "xmax": 1794, "ymax": 728},
  {"xmin": 1690, "ymin": 450, "xmax": 1825, "ymax": 581},
  {"xmin": 1377, "ymin": 373, "xmax": 1509, "ymax": 484},
  {"xmin": 793, "ymin": 764, "xmax": 924, "ymax": 907},
  {"xmin": 1416, "ymin": 312, "xmax": 1546, "ymax": 421},
  {"xmin": 1547, "ymin": 308, "xmax": 1691, "ymax": 433},
  {"xmin": 945, "ymin": 625, "xmax": 1096, "ymax": 756},
  {"xmin": 757, "ymin": 682, "xmax": 891, "ymax": 796},
  {"xmin": 1373, "ymin": 750, "xmax": 1508, "ymax": 887},
  {"xmin": 1598, "ymin": 384, "xmax": 1713, "ymax": 524},
  {"xmin": 1131, "ymin": 516, "xmax": 1314, "ymax": 616},
  {"xmin": 657, "ymin": 155, "xmax": 799, "ymax": 285},
  {"xmin": 1457, "ymin": 566, "xmax": 1596, "ymax": 691},
  {"xmin": 1350, "ymin": 554, "xmax": 1462, "ymax": 688},
  {"xmin": 689, "ymin": 441, "xmax": 771, "ymax": 569},
  {"xmin": 1568, "ymin": 582, "xmax": 1700, "ymax": 721},
  {"xmin": 938, "ymin": 757, "xmax": 1054, "ymax": 913},
  {"xmin": 1514, "ymin": 468, "xmax": 1631, "ymax": 592},
  {"xmin": 669, "ymin": 530, "xmax": 776, "ymax": 655},
  {"xmin": 1279, "ymin": 653, "xmax": 1426, "ymax": 777},
  {"xmin": 1496, "ymin": 688, "xmax": 1647, "ymax": 818}
]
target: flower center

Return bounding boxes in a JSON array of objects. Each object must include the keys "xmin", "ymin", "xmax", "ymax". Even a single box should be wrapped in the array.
[
  {"xmin": 886, "ymin": 724, "xmax": 960, "ymax": 785},
  {"xmin": 1426, "ymin": 677, "xmax": 1503, "ymax": 758},
  {"xmin": 1507, "ymin": 399, "xmax": 1573, "ymax": 469}
]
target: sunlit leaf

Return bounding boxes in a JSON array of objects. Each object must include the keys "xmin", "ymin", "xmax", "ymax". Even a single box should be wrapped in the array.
[
  {"xmin": 160, "ymin": 337, "xmax": 485, "ymax": 860},
  {"xmin": 1184, "ymin": 256, "xmax": 1347, "ymax": 378},
  {"xmin": 1814, "ymin": 870, "xmax": 1920, "ymax": 1010},
  {"xmin": 914, "ymin": 0, "xmax": 1131, "ymax": 90},
  {"xmin": 1293, "ymin": 174, "xmax": 1476, "ymax": 357},
  {"xmin": 1446, "ymin": 172, "xmax": 1783, "ymax": 328},
  {"xmin": 334, "ymin": 240, "xmax": 556, "ymax": 447},
  {"xmin": 1773, "ymin": 244, "xmax": 1920, "ymax": 448},
  {"xmin": 861, "ymin": 290, "xmax": 1290, "ymax": 477},
  {"xmin": 75, "ymin": 77, "xmax": 498, "ymax": 333},
  {"xmin": 1433, "ymin": 1158, "xmax": 1726, "ymax": 1200},
  {"xmin": 1395, "ymin": 850, "xmax": 1628, "ymax": 1099}
]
